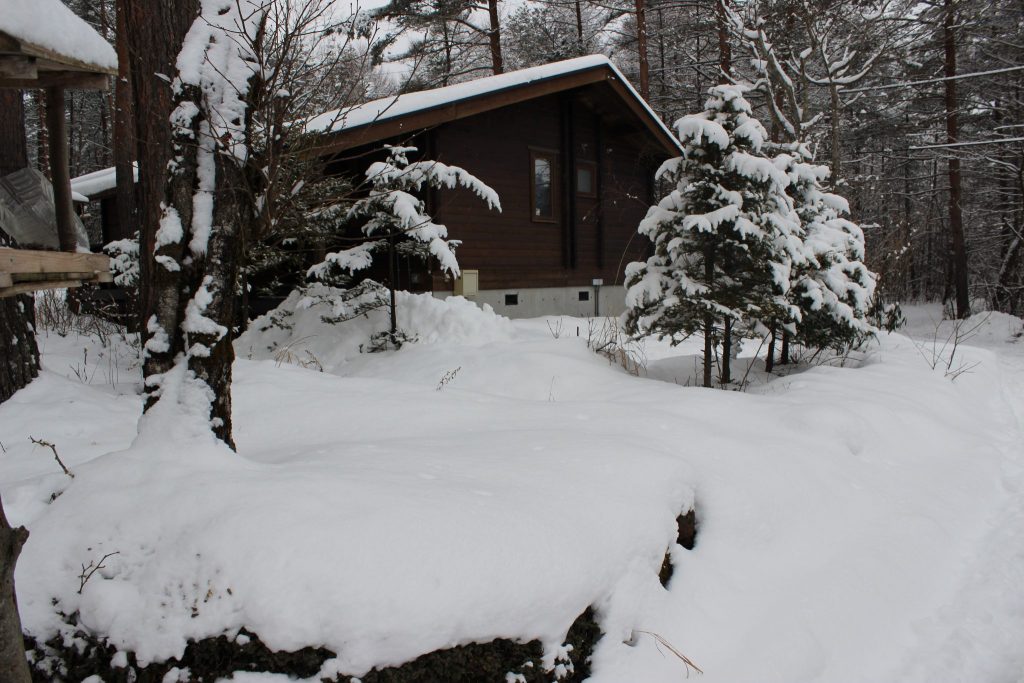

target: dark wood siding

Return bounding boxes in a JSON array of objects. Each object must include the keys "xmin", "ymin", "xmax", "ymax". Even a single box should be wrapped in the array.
[
  {"xmin": 324, "ymin": 82, "xmax": 670, "ymax": 294},
  {"xmin": 424, "ymin": 89, "xmax": 662, "ymax": 291}
]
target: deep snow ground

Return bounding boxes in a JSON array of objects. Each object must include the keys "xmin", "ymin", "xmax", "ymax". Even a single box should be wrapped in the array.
[{"xmin": 1, "ymin": 299, "xmax": 1023, "ymax": 682}]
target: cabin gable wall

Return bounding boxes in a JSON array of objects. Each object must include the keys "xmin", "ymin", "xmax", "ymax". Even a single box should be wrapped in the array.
[{"xmin": 422, "ymin": 89, "xmax": 658, "ymax": 314}]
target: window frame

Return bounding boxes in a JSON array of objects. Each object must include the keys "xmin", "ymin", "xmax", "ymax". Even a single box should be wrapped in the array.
[
  {"xmin": 529, "ymin": 148, "xmax": 560, "ymax": 224},
  {"xmin": 575, "ymin": 160, "xmax": 597, "ymax": 198}
]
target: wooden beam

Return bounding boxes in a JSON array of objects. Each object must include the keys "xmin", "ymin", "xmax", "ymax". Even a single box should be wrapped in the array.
[
  {"xmin": 0, "ymin": 247, "xmax": 109, "ymax": 275},
  {"xmin": 0, "ymin": 71, "xmax": 109, "ymax": 90},
  {"xmin": 0, "ymin": 279, "xmax": 83, "ymax": 298},
  {"xmin": 45, "ymin": 86, "xmax": 78, "ymax": 252},
  {"xmin": 0, "ymin": 56, "xmax": 36, "ymax": 80}
]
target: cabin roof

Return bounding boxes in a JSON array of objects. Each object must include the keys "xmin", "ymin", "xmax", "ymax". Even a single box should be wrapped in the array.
[
  {"xmin": 0, "ymin": 0, "xmax": 117, "ymax": 90},
  {"xmin": 305, "ymin": 55, "xmax": 683, "ymax": 156}
]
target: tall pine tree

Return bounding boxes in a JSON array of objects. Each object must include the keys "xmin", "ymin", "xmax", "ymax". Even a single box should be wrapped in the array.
[{"xmin": 624, "ymin": 84, "xmax": 801, "ymax": 387}]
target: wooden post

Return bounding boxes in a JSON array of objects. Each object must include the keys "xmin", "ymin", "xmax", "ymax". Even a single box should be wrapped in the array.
[{"xmin": 45, "ymin": 86, "xmax": 77, "ymax": 252}]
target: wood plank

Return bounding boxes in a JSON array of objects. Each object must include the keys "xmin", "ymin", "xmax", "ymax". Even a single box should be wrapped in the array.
[
  {"xmin": 0, "ymin": 247, "xmax": 110, "ymax": 275},
  {"xmin": 0, "ymin": 72, "xmax": 109, "ymax": 90},
  {"xmin": 0, "ymin": 279, "xmax": 83, "ymax": 298},
  {"xmin": 0, "ymin": 56, "xmax": 36, "ymax": 80}
]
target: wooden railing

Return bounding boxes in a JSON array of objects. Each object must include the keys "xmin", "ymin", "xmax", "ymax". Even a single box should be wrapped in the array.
[{"xmin": 0, "ymin": 247, "xmax": 112, "ymax": 298}]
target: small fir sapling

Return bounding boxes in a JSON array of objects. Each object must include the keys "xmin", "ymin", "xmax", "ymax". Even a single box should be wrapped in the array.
[
  {"xmin": 624, "ymin": 84, "xmax": 802, "ymax": 387},
  {"xmin": 307, "ymin": 145, "xmax": 500, "ymax": 347}
]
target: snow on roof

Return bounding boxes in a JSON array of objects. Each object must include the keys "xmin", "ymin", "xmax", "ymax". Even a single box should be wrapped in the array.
[
  {"xmin": 0, "ymin": 0, "xmax": 117, "ymax": 72},
  {"xmin": 71, "ymin": 163, "xmax": 137, "ymax": 199},
  {"xmin": 305, "ymin": 55, "xmax": 683, "ymax": 153}
]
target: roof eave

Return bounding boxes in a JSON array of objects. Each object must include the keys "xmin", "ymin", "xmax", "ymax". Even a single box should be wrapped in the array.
[{"xmin": 310, "ymin": 61, "xmax": 682, "ymax": 158}]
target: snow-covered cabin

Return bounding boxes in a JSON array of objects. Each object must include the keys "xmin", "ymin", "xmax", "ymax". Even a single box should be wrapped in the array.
[
  {"xmin": 74, "ymin": 56, "xmax": 682, "ymax": 317},
  {"xmin": 311, "ymin": 55, "xmax": 683, "ymax": 317}
]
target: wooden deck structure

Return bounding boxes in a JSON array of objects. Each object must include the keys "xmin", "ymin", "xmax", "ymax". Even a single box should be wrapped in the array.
[
  {"xmin": 0, "ymin": 247, "xmax": 112, "ymax": 297},
  {"xmin": 0, "ymin": 13, "xmax": 114, "ymax": 297}
]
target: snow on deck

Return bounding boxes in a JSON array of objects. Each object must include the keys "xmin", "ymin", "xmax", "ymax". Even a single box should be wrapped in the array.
[
  {"xmin": 1, "ymin": 0, "xmax": 117, "ymax": 71},
  {"xmin": 304, "ymin": 55, "xmax": 683, "ymax": 153}
]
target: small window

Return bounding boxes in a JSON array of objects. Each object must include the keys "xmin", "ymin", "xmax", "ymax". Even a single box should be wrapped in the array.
[
  {"xmin": 530, "ymin": 150, "xmax": 558, "ymax": 223},
  {"xmin": 505, "ymin": 293, "xmax": 519, "ymax": 306},
  {"xmin": 578, "ymin": 290, "xmax": 590, "ymax": 301},
  {"xmin": 576, "ymin": 162, "xmax": 596, "ymax": 197}
]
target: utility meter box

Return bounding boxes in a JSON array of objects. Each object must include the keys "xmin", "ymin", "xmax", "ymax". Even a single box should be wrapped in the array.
[{"xmin": 455, "ymin": 269, "xmax": 479, "ymax": 296}]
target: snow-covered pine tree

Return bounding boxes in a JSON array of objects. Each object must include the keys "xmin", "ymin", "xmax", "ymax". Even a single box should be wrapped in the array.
[
  {"xmin": 776, "ymin": 146, "xmax": 877, "ymax": 356},
  {"xmin": 624, "ymin": 84, "xmax": 802, "ymax": 387},
  {"xmin": 307, "ymin": 145, "xmax": 500, "ymax": 347}
]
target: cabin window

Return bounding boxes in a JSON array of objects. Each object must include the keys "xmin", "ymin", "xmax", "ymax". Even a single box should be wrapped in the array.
[
  {"xmin": 505, "ymin": 293, "xmax": 519, "ymax": 306},
  {"xmin": 530, "ymin": 150, "xmax": 558, "ymax": 222},
  {"xmin": 576, "ymin": 161, "xmax": 596, "ymax": 197},
  {"xmin": 578, "ymin": 290, "xmax": 590, "ymax": 301}
]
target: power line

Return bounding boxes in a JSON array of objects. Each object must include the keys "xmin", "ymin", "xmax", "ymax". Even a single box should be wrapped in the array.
[
  {"xmin": 908, "ymin": 136, "xmax": 1024, "ymax": 150},
  {"xmin": 844, "ymin": 64, "xmax": 1024, "ymax": 93}
]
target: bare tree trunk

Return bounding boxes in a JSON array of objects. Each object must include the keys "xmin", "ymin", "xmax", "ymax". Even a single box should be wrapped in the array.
[
  {"xmin": 943, "ymin": 0, "xmax": 969, "ymax": 319},
  {"xmin": 721, "ymin": 317, "xmax": 733, "ymax": 385},
  {"xmin": 635, "ymin": 0, "xmax": 649, "ymax": 99},
  {"xmin": 486, "ymin": 0, "xmax": 503, "ymax": 75},
  {"xmin": 703, "ymin": 245, "xmax": 715, "ymax": 387},
  {"xmin": 765, "ymin": 327, "xmax": 776, "ymax": 373},
  {"xmin": 35, "ymin": 92, "xmax": 49, "ymax": 180},
  {"xmin": 114, "ymin": 0, "xmax": 137, "ymax": 246},
  {"xmin": 830, "ymin": 82, "xmax": 841, "ymax": 182},
  {"xmin": 716, "ymin": 0, "xmax": 731, "ymax": 84},
  {"xmin": 574, "ymin": 0, "xmax": 584, "ymax": 53}
]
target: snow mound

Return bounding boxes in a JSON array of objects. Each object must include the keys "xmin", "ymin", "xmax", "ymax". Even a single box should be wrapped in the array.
[
  {"xmin": 237, "ymin": 285, "xmax": 516, "ymax": 370},
  {"xmin": 959, "ymin": 311, "xmax": 1024, "ymax": 345}
]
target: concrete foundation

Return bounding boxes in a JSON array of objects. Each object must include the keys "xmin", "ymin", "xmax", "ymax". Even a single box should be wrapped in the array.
[{"xmin": 434, "ymin": 285, "xmax": 627, "ymax": 319}]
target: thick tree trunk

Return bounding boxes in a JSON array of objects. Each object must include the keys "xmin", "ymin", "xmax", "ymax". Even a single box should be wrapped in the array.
[
  {"xmin": 486, "ymin": 0, "xmax": 503, "ymax": 75},
  {"xmin": 123, "ymin": 0, "xmax": 199, "ymax": 335},
  {"xmin": 0, "ymin": 496, "xmax": 30, "ymax": 683},
  {"xmin": 0, "ymin": 90, "xmax": 34, "ymax": 683},
  {"xmin": 45, "ymin": 87, "xmax": 78, "ymax": 253},
  {"xmin": 0, "ymin": 91, "xmax": 41, "ymax": 405},
  {"xmin": 943, "ymin": 0, "xmax": 969, "ymax": 319},
  {"xmin": 765, "ymin": 328, "xmax": 776, "ymax": 373}
]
